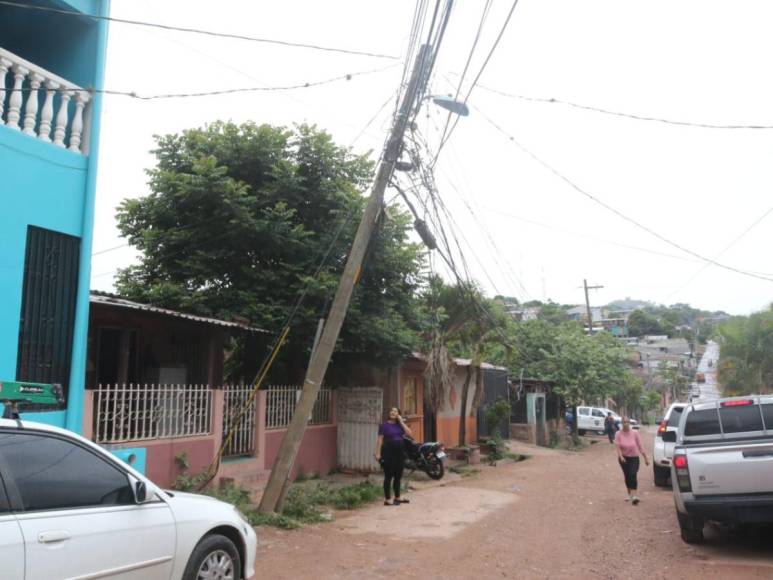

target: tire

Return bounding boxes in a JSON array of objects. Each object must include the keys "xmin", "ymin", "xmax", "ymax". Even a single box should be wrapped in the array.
[
  {"xmin": 596, "ymin": 430, "xmax": 606, "ymax": 436},
  {"xmin": 677, "ymin": 512, "xmax": 704, "ymax": 544},
  {"xmin": 578, "ymin": 429, "xmax": 586, "ymax": 436},
  {"xmin": 426, "ymin": 454, "xmax": 445, "ymax": 480},
  {"xmin": 183, "ymin": 534, "xmax": 242, "ymax": 580},
  {"xmin": 653, "ymin": 465, "xmax": 670, "ymax": 487}
]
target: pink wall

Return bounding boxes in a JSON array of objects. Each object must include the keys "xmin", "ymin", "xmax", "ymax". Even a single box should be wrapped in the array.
[
  {"xmin": 264, "ymin": 425, "xmax": 337, "ymax": 479},
  {"xmin": 113, "ymin": 437, "xmax": 215, "ymax": 488}
]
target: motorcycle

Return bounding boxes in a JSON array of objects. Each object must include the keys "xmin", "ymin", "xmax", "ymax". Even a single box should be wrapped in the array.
[{"xmin": 403, "ymin": 436, "xmax": 446, "ymax": 480}]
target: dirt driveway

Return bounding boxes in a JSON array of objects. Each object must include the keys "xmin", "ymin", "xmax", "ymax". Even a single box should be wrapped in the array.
[{"xmin": 255, "ymin": 429, "xmax": 773, "ymax": 579}]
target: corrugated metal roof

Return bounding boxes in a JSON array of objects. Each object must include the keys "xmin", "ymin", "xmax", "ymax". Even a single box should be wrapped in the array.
[
  {"xmin": 89, "ymin": 292, "xmax": 268, "ymax": 333},
  {"xmin": 408, "ymin": 352, "xmax": 507, "ymax": 371}
]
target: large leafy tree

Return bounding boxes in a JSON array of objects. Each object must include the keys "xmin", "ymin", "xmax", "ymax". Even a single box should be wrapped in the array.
[
  {"xmin": 717, "ymin": 306, "xmax": 773, "ymax": 395},
  {"xmin": 115, "ymin": 122, "xmax": 425, "ymax": 381}
]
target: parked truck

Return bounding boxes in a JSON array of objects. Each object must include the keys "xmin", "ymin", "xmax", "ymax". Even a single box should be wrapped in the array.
[{"xmin": 671, "ymin": 396, "xmax": 773, "ymax": 543}]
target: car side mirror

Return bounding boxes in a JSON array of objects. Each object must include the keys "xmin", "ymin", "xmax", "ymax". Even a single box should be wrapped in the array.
[
  {"xmin": 663, "ymin": 431, "xmax": 677, "ymax": 443},
  {"xmin": 134, "ymin": 481, "xmax": 147, "ymax": 503}
]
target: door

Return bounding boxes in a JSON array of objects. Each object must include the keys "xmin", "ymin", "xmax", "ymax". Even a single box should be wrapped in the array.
[
  {"xmin": 337, "ymin": 388, "xmax": 383, "ymax": 471},
  {"xmin": 535, "ymin": 396, "xmax": 546, "ymax": 446},
  {"xmin": 0, "ymin": 483, "xmax": 23, "ymax": 580},
  {"xmin": 0, "ymin": 430, "xmax": 176, "ymax": 580},
  {"xmin": 577, "ymin": 407, "xmax": 592, "ymax": 430},
  {"xmin": 591, "ymin": 408, "xmax": 606, "ymax": 432}
]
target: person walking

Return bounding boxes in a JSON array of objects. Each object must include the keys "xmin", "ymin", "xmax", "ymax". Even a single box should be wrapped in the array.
[
  {"xmin": 615, "ymin": 416, "xmax": 649, "ymax": 505},
  {"xmin": 375, "ymin": 407, "xmax": 412, "ymax": 506},
  {"xmin": 604, "ymin": 412, "xmax": 617, "ymax": 444}
]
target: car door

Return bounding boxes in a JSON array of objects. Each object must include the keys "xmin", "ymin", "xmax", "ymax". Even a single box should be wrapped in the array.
[
  {"xmin": 0, "ymin": 481, "xmax": 24, "ymax": 580},
  {"xmin": 0, "ymin": 430, "xmax": 176, "ymax": 580},
  {"xmin": 577, "ymin": 407, "xmax": 591, "ymax": 430},
  {"xmin": 591, "ymin": 408, "xmax": 606, "ymax": 431}
]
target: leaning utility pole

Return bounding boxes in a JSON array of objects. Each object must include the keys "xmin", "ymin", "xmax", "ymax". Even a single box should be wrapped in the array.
[
  {"xmin": 258, "ymin": 45, "xmax": 432, "ymax": 514},
  {"xmin": 583, "ymin": 279, "xmax": 603, "ymax": 334}
]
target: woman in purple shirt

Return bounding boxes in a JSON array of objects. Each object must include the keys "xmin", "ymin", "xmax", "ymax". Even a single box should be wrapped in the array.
[{"xmin": 375, "ymin": 407, "xmax": 413, "ymax": 505}]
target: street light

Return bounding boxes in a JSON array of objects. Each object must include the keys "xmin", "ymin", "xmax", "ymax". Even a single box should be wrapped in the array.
[{"xmin": 431, "ymin": 95, "xmax": 470, "ymax": 117}]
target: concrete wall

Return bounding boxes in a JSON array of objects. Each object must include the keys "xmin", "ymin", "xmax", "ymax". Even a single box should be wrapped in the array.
[
  {"xmin": 510, "ymin": 423, "xmax": 537, "ymax": 445},
  {"xmin": 1, "ymin": 0, "xmax": 110, "ymax": 432},
  {"xmin": 83, "ymin": 388, "xmax": 338, "ymax": 489},
  {"xmin": 264, "ymin": 425, "xmax": 338, "ymax": 480},
  {"xmin": 437, "ymin": 366, "xmax": 478, "ymax": 447}
]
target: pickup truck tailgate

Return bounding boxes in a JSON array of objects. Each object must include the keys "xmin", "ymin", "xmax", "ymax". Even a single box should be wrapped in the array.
[{"xmin": 688, "ymin": 441, "xmax": 773, "ymax": 495}]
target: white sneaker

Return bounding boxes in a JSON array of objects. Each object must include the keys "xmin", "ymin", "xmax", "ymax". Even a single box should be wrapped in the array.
[
  {"xmin": 625, "ymin": 496, "xmax": 631, "ymax": 502},
  {"xmin": 632, "ymin": 496, "xmax": 640, "ymax": 505}
]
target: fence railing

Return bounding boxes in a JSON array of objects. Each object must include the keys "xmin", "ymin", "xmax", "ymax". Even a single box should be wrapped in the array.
[
  {"xmin": 222, "ymin": 385, "xmax": 257, "ymax": 457},
  {"xmin": 0, "ymin": 46, "xmax": 92, "ymax": 153},
  {"xmin": 93, "ymin": 384, "xmax": 212, "ymax": 443},
  {"xmin": 266, "ymin": 385, "xmax": 333, "ymax": 430}
]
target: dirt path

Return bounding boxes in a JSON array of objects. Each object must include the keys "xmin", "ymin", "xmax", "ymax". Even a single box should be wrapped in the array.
[{"xmin": 255, "ymin": 430, "xmax": 773, "ymax": 579}]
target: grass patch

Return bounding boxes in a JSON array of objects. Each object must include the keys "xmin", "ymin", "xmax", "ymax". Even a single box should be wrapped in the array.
[
  {"xmin": 185, "ymin": 479, "xmax": 383, "ymax": 530},
  {"xmin": 505, "ymin": 452, "xmax": 529, "ymax": 462}
]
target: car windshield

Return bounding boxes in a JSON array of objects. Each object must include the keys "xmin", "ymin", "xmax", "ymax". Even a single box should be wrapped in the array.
[{"xmin": 667, "ymin": 407, "xmax": 684, "ymax": 428}]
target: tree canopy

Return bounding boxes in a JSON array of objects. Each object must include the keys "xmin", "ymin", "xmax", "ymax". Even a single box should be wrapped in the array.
[
  {"xmin": 717, "ymin": 306, "xmax": 773, "ymax": 395},
  {"xmin": 115, "ymin": 122, "xmax": 425, "ymax": 380}
]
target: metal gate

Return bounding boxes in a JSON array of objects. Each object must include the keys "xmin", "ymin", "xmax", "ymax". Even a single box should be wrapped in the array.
[
  {"xmin": 222, "ymin": 385, "xmax": 256, "ymax": 458},
  {"xmin": 477, "ymin": 368, "xmax": 509, "ymax": 438},
  {"xmin": 336, "ymin": 387, "xmax": 382, "ymax": 472}
]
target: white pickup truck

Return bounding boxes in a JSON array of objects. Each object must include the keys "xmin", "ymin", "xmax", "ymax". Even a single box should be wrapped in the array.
[{"xmin": 671, "ymin": 395, "xmax": 773, "ymax": 543}]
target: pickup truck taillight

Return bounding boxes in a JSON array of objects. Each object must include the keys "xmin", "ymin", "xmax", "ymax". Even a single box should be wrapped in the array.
[
  {"xmin": 656, "ymin": 420, "xmax": 668, "ymax": 437},
  {"xmin": 673, "ymin": 454, "xmax": 691, "ymax": 492}
]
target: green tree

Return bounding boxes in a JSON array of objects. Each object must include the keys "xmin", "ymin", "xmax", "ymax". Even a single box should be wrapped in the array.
[
  {"xmin": 115, "ymin": 121, "xmax": 425, "ymax": 380},
  {"xmin": 717, "ymin": 306, "xmax": 773, "ymax": 395},
  {"xmin": 627, "ymin": 310, "xmax": 666, "ymax": 337},
  {"xmin": 656, "ymin": 361, "xmax": 690, "ymax": 402}
]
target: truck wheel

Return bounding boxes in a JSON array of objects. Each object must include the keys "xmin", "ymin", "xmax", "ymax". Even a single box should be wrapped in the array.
[
  {"xmin": 578, "ymin": 429, "xmax": 586, "ymax": 436},
  {"xmin": 677, "ymin": 512, "xmax": 704, "ymax": 544},
  {"xmin": 653, "ymin": 465, "xmax": 670, "ymax": 487}
]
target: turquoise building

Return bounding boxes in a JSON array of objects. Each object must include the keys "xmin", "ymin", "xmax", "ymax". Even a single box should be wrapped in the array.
[{"xmin": 0, "ymin": 0, "xmax": 110, "ymax": 432}]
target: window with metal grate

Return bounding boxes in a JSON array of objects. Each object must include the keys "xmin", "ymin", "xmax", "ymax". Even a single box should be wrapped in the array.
[{"xmin": 16, "ymin": 226, "xmax": 80, "ymax": 410}]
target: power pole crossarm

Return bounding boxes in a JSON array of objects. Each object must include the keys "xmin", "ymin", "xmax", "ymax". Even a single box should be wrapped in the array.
[{"xmin": 258, "ymin": 45, "xmax": 432, "ymax": 514}]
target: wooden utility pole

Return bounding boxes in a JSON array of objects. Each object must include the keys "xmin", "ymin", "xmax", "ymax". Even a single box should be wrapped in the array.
[
  {"xmin": 583, "ymin": 279, "xmax": 604, "ymax": 334},
  {"xmin": 258, "ymin": 45, "xmax": 432, "ymax": 514}
]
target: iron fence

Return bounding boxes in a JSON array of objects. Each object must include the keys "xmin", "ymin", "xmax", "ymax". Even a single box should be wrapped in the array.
[
  {"xmin": 265, "ymin": 385, "xmax": 332, "ymax": 430},
  {"xmin": 222, "ymin": 385, "xmax": 257, "ymax": 457},
  {"xmin": 93, "ymin": 384, "xmax": 212, "ymax": 443}
]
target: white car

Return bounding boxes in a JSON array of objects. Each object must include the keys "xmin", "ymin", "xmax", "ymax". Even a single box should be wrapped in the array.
[
  {"xmin": 653, "ymin": 402, "xmax": 686, "ymax": 486},
  {"xmin": 576, "ymin": 406, "xmax": 639, "ymax": 436},
  {"xmin": 0, "ymin": 418, "xmax": 256, "ymax": 580}
]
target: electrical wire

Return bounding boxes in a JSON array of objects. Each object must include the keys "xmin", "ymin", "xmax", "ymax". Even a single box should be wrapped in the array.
[
  {"xmin": 434, "ymin": 0, "xmax": 492, "ymax": 153},
  {"xmin": 475, "ymin": 104, "xmax": 773, "ymax": 284},
  {"xmin": 0, "ymin": 0, "xmax": 399, "ymax": 60},
  {"xmin": 10, "ymin": 64, "xmax": 399, "ymax": 100},
  {"xmin": 432, "ymin": 0, "xmax": 522, "ymax": 166},
  {"xmin": 664, "ymin": 205, "xmax": 773, "ymax": 301},
  {"xmin": 475, "ymin": 83, "xmax": 773, "ymax": 130}
]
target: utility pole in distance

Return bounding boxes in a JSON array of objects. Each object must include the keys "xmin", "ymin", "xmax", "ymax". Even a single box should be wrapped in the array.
[
  {"xmin": 258, "ymin": 45, "xmax": 433, "ymax": 514},
  {"xmin": 583, "ymin": 279, "xmax": 604, "ymax": 334}
]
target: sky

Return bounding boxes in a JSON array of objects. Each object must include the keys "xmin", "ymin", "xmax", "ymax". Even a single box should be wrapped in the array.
[{"xmin": 90, "ymin": 0, "xmax": 773, "ymax": 316}]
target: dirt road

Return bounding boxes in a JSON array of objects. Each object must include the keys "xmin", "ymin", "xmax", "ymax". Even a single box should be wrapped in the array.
[{"xmin": 255, "ymin": 430, "xmax": 773, "ymax": 579}]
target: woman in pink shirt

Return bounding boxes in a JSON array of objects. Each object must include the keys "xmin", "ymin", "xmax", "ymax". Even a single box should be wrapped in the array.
[{"xmin": 614, "ymin": 416, "xmax": 650, "ymax": 505}]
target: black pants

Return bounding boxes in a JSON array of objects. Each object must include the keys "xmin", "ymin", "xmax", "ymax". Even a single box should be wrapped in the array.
[
  {"xmin": 619, "ymin": 456, "xmax": 640, "ymax": 490},
  {"xmin": 381, "ymin": 441, "xmax": 405, "ymax": 500},
  {"xmin": 606, "ymin": 428, "xmax": 615, "ymax": 443}
]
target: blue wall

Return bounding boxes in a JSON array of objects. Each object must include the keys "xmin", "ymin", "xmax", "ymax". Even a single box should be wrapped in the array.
[{"xmin": 0, "ymin": 0, "xmax": 110, "ymax": 431}]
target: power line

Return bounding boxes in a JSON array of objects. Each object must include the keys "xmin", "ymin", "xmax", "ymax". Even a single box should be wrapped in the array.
[
  {"xmin": 475, "ymin": 105, "xmax": 773, "ymax": 284},
  {"xmin": 664, "ymin": 205, "xmax": 773, "ymax": 301},
  {"xmin": 435, "ymin": 0, "xmax": 493, "ymax": 153},
  {"xmin": 0, "ymin": 0, "xmax": 399, "ymax": 60},
  {"xmin": 475, "ymin": 83, "xmax": 773, "ymax": 130},
  {"xmin": 432, "ymin": 0, "xmax": 522, "ymax": 166},
  {"xmin": 11, "ymin": 64, "xmax": 399, "ymax": 100}
]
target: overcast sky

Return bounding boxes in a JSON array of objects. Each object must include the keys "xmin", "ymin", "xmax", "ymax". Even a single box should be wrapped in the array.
[{"xmin": 91, "ymin": 0, "xmax": 773, "ymax": 316}]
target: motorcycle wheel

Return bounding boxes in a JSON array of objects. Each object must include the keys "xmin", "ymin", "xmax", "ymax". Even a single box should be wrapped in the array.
[{"xmin": 426, "ymin": 455, "xmax": 444, "ymax": 480}]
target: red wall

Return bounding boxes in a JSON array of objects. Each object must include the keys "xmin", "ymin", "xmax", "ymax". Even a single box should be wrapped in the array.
[
  {"xmin": 264, "ymin": 425, "xmax": 337, "ymax": 479},
  {"xmin": 113, "ymin": 437, "xmax": 215, "ymax": 489}
]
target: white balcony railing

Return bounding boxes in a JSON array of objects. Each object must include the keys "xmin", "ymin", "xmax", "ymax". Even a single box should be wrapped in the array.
[{"xmin": 0, "ymin": 46, "xmax": 91, "ymax": 154}]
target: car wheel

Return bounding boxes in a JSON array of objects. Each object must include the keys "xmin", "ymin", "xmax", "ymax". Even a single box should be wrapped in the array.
[
  {"xmin": 677, "ymin": 512, "xmax": 704, "ymax": 544},
  {"xmin": 653, "ymin": 465, "xmax": 670, "ymax": 487},
  {"xmin": 183, "ymin": 534, "xmax": 242, "ymax": 580}
]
